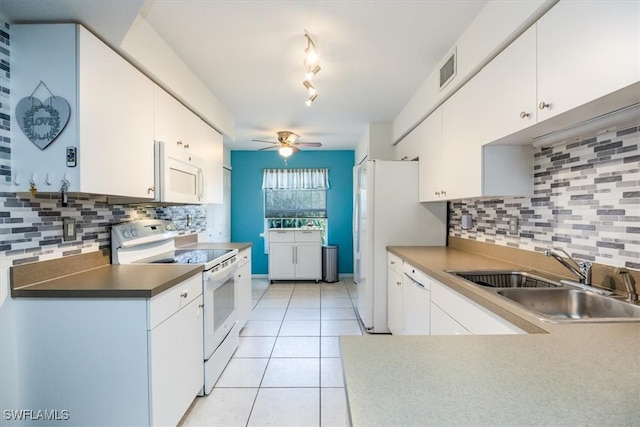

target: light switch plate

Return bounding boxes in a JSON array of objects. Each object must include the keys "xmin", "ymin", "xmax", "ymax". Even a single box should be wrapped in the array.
[
  {"xmin": 509, "ymin": 217, "xmax": 519, "ymax": 235},
  {"xmin": 461, "ymin": 214, "xmax": 473, "ymax": 230}
]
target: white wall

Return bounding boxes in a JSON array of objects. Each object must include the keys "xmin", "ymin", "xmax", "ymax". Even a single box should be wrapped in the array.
[{"xmin": 392, "ymin": 0, "xmax": 555, "ymax": 144}]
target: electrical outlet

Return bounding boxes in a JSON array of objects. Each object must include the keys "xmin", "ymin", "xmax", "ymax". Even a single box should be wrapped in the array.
[
  {"xmin": 509, "ymin": 217, "xmax": 519, "ymax": 235},
  {"xmin": 63, "ymin": 218, "xmax": 76, "ymax": 241}
]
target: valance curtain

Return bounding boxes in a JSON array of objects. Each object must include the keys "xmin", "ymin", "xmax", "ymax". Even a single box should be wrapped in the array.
[{"xmin": 261, "ymin": 168, "xmax": 329, "ymax": 190}]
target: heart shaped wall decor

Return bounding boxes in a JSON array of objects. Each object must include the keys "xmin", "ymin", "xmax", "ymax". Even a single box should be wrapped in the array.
[{"xmin": 16, "ymin": 96, "xmax": 71, "ymax": 150}]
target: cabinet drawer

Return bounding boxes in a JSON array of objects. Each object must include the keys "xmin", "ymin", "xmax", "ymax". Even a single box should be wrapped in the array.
[
  {"xmin": 149, "ymin": 273, "xmax": 202, "ymax": 329},
  {"xmin": 295, "ymin": 230, "xmax": 321, "ymax": 242},
  {"xmin": 269, "ymin": 230, "xmax": 295, "ymax": 242},
  {"xmin": 388, "ymin": 252, "xmax": 403, "ymax": 274}
]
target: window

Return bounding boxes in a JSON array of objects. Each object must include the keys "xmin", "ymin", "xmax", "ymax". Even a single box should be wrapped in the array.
[{"xmin": 262, "ymin": 168, "xmax": 329, "ymax": 247}]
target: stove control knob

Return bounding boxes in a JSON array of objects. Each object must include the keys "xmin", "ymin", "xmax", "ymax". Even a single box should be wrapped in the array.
[
  {"xmin": 166, "ymin": 223, "xmax": 175, "ymax": 231},
  {"xmin": 122, "ymin": 230, "xmax": 131, "ymax": 238},
  {"xmin": 131, "ymin": 229, "xmax": 138, "ymax": 237}
]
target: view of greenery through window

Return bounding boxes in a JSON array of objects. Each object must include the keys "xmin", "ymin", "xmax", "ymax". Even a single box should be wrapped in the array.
[{"xmin": 265, "ymin": 189, "xmax": 327, "ymax": 243}]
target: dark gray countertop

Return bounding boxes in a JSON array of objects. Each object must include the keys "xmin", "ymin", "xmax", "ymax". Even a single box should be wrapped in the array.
[{"xmin": 11, "ymin": 264, "xmax": 203, "ymax": 298}]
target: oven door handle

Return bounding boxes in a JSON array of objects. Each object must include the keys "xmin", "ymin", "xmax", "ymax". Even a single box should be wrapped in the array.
[{"xmin": 206, "ymin": 265, "xmax": 237, "ymax": 284}]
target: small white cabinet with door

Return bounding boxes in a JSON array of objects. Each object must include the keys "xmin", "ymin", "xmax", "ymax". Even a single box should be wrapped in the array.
[
  {"xmin": 11, "ymin": 23, "xmax": 155, "ymax": 198},
  {"xmin": 268, "ymin": 230, "xmax": 322, "ymax": 282},
  {"xmin": 235, "ymin": 246, "xmax": 253, "ymax": 328}
]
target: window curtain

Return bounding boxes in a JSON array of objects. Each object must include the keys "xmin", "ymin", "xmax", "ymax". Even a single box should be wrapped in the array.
[{"xmin": 261, "ymin": 168, "xmax": 329, "ymax": 190}]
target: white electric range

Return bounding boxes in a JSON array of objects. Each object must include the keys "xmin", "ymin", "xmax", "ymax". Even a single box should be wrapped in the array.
[{"xmin": 111, "ymin": 219, "xmax": 239, "ymax": 395}]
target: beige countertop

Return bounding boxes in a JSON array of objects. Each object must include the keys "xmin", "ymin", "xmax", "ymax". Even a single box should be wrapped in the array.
[{"xmin": 341, "ymin": 245, "xmax": 640, "ymax": 426}]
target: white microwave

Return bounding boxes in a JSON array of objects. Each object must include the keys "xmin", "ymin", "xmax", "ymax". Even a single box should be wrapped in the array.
[{"xmin": 155, "ymin": 141, "xmax": 207, "ymax": 204}]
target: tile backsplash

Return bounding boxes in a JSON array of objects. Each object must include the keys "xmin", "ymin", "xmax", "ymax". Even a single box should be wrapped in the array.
[
  {"xmin": 0, "ymin": 19, "xmax": 206, "ymax": 267},
  {"xmin": 449, "ymin": 125, "xmax": 640, "ymax": 270}
]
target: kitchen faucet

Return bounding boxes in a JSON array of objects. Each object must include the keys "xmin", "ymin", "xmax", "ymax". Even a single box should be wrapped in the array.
[
  {"xmin": 615, "ymin": 268, "xmax": 638, "ymax": 302},
  {"xmin": 544, "ymin": 248, "xmax": 592, "ymax": 284}
]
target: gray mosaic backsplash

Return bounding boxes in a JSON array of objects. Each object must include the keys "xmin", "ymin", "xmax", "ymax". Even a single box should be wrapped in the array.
[
  {"xmin": 0, "ymin": 19, "xmax": 206, "ymax": 267},
  {"xmin": 449, "ymin": 126, "xmax": 640, "ymax": 270}
]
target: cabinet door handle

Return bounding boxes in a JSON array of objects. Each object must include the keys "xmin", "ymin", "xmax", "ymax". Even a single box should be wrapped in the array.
[
  {"xmin": 177, "ymin": 140, "xmax": 183, "ymax": 146},
  {"xmin": 396, "ymin": 281, "xmax": 402, "ymax": 286},
  {"xmin": 539, "ymin": 101, "xmax": 550, "ymax": 110},
  {"xmin": 147, "ymin": 186, "xmax": 155, "ymax": 194},
  {"xmin": 520, "ymin": 111, "xmax": 530, "ymax": 119},
  {"xmin": 180, "ymin": 291, "xmax": 188, "ymax": 298}
]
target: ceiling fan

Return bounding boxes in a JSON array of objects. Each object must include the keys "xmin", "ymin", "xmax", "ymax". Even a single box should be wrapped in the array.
[{"xmin": 253, "ymin": 131, "xmax": 322, "ymax": 157}]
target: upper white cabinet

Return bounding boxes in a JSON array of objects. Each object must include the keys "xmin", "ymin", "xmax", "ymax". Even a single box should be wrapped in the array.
[
  {"xmin": 420, "ymin": 78, "xmax": 533, "ymax": 202},
  {"xmin": 154, "ymin": 87, "xmax": 223, "ymax": 204},
  {"xmin": 11, "ymin": 24, "xmax": 155, "ymax": 198},
  {"xmin": 417, "ymin": 108, "xmax": 443, "ymax": 202},
  {"xmin": 536, "ymin": 0, "xmax": 640, "ymax": 122},
  {"xmin": 478, "ymin": 26, "xmax": 537, "ymax": 144}
]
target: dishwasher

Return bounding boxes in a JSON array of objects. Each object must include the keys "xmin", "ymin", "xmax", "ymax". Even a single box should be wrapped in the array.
[{"xmin": 402, "ymin": 262, "xmax": 431, "ymax": 335}]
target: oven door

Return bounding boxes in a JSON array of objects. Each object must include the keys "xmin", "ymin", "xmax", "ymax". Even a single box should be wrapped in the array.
[
  {"xmin": 155, "ymin": 141, "xmax": 207, "ymax": 204},
  {"xmin": 203, "ymin": 263, "xmax": 238, "ymax": 360}
]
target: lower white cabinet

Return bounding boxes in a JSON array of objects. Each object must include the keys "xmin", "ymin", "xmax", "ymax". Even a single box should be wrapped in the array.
[
  {"xmin": 387, "ymin": 253, "xmax": 404, "ymax": 335},
  {"xmin": 235, "ymin": 247, "xmax": 252, "ymax": 328},
  {"xmin": 430, "ymin": 279, "xmax": 524, "ymax": 335},
  {"xmin": 430, "ymin": 303, "xmax": 471, "ymax": 336},
  {"xmin": 386, "ymin": 251, "xmax": 524, "ymax": 336},
  {"xmin": 268, "ymin": 230, "xmax": 322, "ymax": 281},
  {"xmin": 14, "ymin": 274, "xmax": 204, "ymax": 426}
]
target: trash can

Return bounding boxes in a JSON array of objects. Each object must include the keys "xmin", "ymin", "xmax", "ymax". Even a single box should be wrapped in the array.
[{"xmin": 322, "ymin": 245, "xmax": 339, "ymax": 283}]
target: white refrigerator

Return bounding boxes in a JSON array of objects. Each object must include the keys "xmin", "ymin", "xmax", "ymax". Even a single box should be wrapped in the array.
[{"xmin": 353, "ymin": 160, "xmax": 447, "ymax": 333}]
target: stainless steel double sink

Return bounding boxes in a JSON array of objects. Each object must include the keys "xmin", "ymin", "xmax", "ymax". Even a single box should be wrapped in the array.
[{"xmin": 447, "ymin": 270, "xmax": 640, "ymax": 323}]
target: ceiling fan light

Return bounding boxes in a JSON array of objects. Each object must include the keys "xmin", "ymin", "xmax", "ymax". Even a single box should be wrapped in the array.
[
  {"xmin": 303, "ymin": 80, "xmax": 316, "ymax": 95},
  {"xmin": 279, "ymin": 146, "xmax": 294, "ymax": 158}
]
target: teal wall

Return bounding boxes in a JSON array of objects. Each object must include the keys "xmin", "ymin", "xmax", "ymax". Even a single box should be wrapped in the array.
[{"xmin": 231, "ymin": 150, "xmax": 355, "ymax": 275}]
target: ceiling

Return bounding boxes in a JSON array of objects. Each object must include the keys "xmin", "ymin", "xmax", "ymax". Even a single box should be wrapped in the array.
[{"xmin": 1, "ymin": 0, "xmax": 488, "ymax": 150}]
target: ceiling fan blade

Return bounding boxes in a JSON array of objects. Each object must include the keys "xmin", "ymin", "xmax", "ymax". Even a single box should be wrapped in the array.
[
  {"xmin": 258, "ymin": 146, "xmax": 278, "ymax": 151},
  {"xmin": 252, "ymin": 139, "xmax": 279, "ymax": 144},
  {"xmin": 291, "ymin": 146, "xmax": 301, "ymax": 153},
  {"xmin": 295, "ymin": 142, "xmax": 322, "ymax": 147}
]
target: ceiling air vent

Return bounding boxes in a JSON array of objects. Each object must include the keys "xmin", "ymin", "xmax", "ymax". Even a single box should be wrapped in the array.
[{"xmin": 439, "ymin": 47, "xmax": 457, "ymax": 90}]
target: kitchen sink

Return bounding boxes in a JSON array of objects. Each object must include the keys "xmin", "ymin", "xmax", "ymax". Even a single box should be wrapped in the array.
[
  {"xmin": 497, "ymin": 288, "xmax": 640, "ymax": 323},
  {"xmin": 447, "ymin": 270, "xmax": 562, "ymax": 288}
]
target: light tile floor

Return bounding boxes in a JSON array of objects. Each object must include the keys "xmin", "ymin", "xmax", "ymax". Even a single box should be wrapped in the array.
[{"xmin": 181, "ymin": 278, "xmax": 362, "ymax": 427}]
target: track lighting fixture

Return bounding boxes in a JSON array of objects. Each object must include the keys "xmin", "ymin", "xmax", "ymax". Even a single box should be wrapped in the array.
[
  {"xmin": 305, "ymin": 93, "xmax": 318, "ymax": 107},
  {"xmin": 303, "ymin": 80, "xmax": 316, "ymax": 96},
  {"xmin": 302, "ymin": 33, "xmax": 321, "ymax": 105},
  {"xmin": 305, "ymin": 65, "xmax": 321, "ymax": 81}
]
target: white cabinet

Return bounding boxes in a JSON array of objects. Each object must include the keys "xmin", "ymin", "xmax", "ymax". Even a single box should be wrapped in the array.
[
  {"xmin": 387, "ymin": 252, "xmax": 404, "ymax": 335},
  {"xmin": 430, "ymin": 303, "xmax": 471, "ymax": 336},
  {"xmin": 418, "ymin": 77, "xmax": 533, "ymax": 202},
  {"xmin": 268, "ymin": 230, "xmax": 322, "ymax": 281},
  {"xmin": 387, "ymin": 253, "xmax": 430, "ymax": 335},
  {"xmin": 11, "ymin": 24, "xmax": 155, "ymax": 198},
  {"xmin": 154, "ymin": 86, "xmax": 223, "ymax": 203},
  {"xmin": 211, "ymin": 168, "xmax": 231, "ymax": 242},
  {"xmin": 14, "ymin": 273, "xmax": 204, "ymax": 426},
  {"xmin": 148, "ymin": 276, "xmax": 204, "ymax": 426},
  {"xmin": 394, "ymin": 127, "xmax": 420, "ymax": 161},
  {"xmin": 235, "ymin": 247, "xmax": 252, "ymax": 328},
  {"xmin": 430, "ymin": 279, "xmax": 524, "ymax": 335},
  {"xmin": 418, "ymin": 108, "xmax": 443, "ymax": 202},
  {"xmin": 478, "ymin": 25, "xmax": 537, "ymax": 144},
  {"xmin": 536, "ymin": 1, "xmax": 640, "ymax": 122}
]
